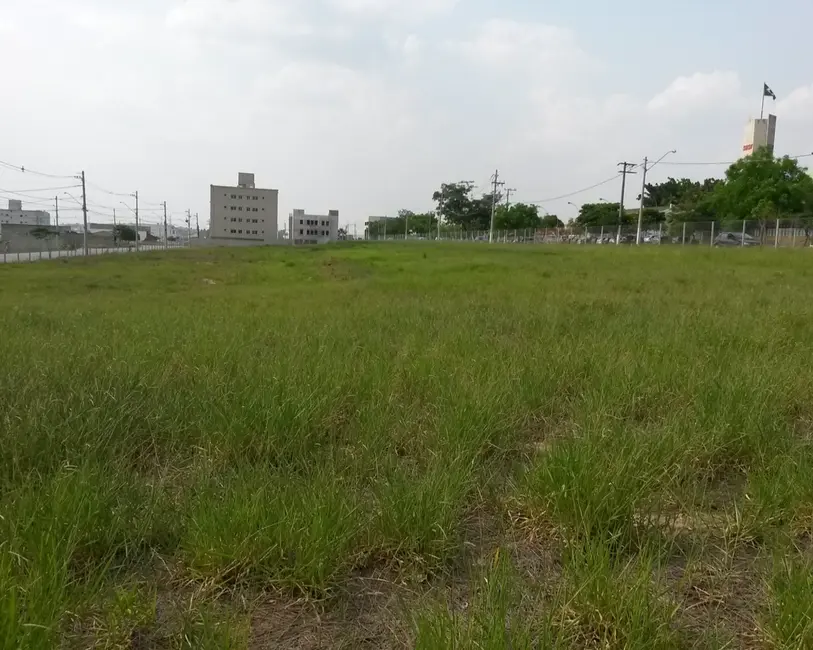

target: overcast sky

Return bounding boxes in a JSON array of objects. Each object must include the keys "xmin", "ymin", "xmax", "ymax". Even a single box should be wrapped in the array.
[{"xmin": 1, "ymin": 0, "xmax": 812, "ymax": 232}]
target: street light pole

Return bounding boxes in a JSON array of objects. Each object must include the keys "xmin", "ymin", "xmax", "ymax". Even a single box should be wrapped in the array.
[
  {"xmin": 636, "ymin": 150, "xmax": 676, "ymax": 245},
  {"xmin": 80, "ymin": 171, "xmax": 88, "ymax": 256},
  {"xmin": 134, "ymin": 191, "xmax": 139, "ymax": 252}
]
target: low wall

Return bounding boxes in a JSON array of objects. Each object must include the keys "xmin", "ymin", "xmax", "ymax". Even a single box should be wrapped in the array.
[{"xmin": 0, "ymin": 224, "xmax": 118, "ymax": 254}]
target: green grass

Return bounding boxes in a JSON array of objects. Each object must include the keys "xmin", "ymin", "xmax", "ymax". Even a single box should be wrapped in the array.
[{"xmin": 1, "ymin": 243, "xmax": 813, "ymax": 648}]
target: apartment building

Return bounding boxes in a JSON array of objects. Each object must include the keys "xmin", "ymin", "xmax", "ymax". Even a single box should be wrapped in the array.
[
  {"xmin": 209, "ymin": 173, "xmax": 279, "ymax": 245},
  {"xmin": 0, "ymin": 199, "xmax": 50, "ymax": 226},
  {"xmin": 290, "ymin": 208, "xmax": 339, "ymax": 245}
]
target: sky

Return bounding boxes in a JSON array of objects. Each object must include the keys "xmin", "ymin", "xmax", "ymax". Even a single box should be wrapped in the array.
[{"xmin": 1, "ymin": 0, "xmax": 813, "ymax": 233}]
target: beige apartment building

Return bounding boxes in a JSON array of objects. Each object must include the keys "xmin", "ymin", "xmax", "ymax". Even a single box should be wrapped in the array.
[
  {"xmin": 209, "ymin": 173, "xmax": 278, "ymax": 245},
  {"xmin": 0, "ymin": 199, "xmax": 50, "ymax": 226},
  {"xmin": 289, "ymin": 208, "xmax": 339, "ymax": 245}
]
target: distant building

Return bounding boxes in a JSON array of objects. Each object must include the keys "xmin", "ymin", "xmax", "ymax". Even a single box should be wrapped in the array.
[
  {"xmin": 209, "ymin": 172, "xmax": 279, "ymax": 245},
  {"xmin": 290, "ymin": 209, "xmax": 339, "ymax": 245},
  {"xmin": 0, "ymin": 199, "xmax": 50, "ymax": 226},
  {"xmin": 742, "ymin": 114, "xmax": 777, "ymax": 157}
]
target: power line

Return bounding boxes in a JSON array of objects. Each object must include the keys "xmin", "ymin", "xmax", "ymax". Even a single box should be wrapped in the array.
[
  {"xmin": 529, "ymin": 174, "xmax": 620, "ymax": 204},
  {"xmin": 0, "ymin": 186, "xmax": 81, "ymax": 202},
  {"xmin": 0, "ymin": 160, "xmax": 76, "ymax": 180},
  {"xmin": 0, "ymin": 184, "xmax": 80, "ymax": 193},
  {"xmin": 658, "ymin": 152, "xmax": 813, "ymax": 166}
]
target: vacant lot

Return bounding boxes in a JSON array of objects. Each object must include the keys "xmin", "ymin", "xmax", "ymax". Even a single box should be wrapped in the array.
[{"xmin": 1, "ymin": 243, "xmax": 812, "ymax": 649}]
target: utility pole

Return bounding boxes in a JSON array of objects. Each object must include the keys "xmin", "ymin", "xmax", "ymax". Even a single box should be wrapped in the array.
[
  {"xmin": 489, "ymin": 169, "xmax": 505, "ymax": 244},
  {"xmin": 505, "ymin": 187, "xmax": 517, "ymax": 208},
  {"xmin": 405, "ymin": 212, "xmax": 409, "ymax": 240},
  {"xmin": 186, "ymin": 209, "xmax": 192, "ymax": 245},
  {"xmin": 437, "ymin": 188, "xmax": 444, "ymax": 241},
  {"xmin": 195, "ymin": 212, "xmax": 200, "ymax": 239},
  {"xmin": 163, "ymin": 202, "xmax": 168, "ymax": 249},
  {"xmin": 617, "ymin": 162, "xmax": 637, "ymax": 245},
  {"xmin": 134, "ymin": 190, "xmax": 140, "ymax": 251},
  {"xmin": 636, "ymin": 150, "xmax": 676, "ymax": 245},
  {"xmin": 80, "ymin": 171, "xmax": 88, "ymax": 256},
  {"xmin": 113, "ymin": 208, "xmax": 118, "ymax": 247},
  {"xmin": 54, "ymin": 196, "xmax": 59, "ymax": 228},
  {"xmin": 636, "ymin": 157, "xmax": 648, "ymax": 246}
]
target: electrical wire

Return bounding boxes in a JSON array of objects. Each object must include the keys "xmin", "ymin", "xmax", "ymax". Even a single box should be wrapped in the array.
[
  {"xmin": 528, "ymin": 174, "xmax": 621, "ymax": 204},
  {"xmin": 658, "ymin": 152, "xmax": 813, "ymax": 166},
  {"xmin": 0, "ymin": 187, "xmax": 81, "ymax": 202},
  {"xmin": 0, "ymin": 160, "xmax": 77, "ymax": 180}
]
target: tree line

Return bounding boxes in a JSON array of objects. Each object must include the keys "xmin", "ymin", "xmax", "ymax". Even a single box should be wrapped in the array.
[
  {"xmin": 370, "ymin": 149, "xmax": 813, "ymax": 236},
  {"xmin": 574, "ymin": 148, "xmax": 813, "ymax": 228},
  {"xmin": 367, "ymin": 182, "xmax": 562, "ymax": 237}
]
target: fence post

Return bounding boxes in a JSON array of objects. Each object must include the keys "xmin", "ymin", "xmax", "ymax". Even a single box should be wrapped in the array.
[
  {"xmin": 792, "ymin": 222, "xmax": 797, "ymax": 248},
  {"xmin": 658, "ymin": 222, "xmax": 663, "ymax": 244},
  {"xmin": 775, "ymin": 218, "xmax": 780, "ymax": 248},
  {"xmin": 682, "ymin": 222, "xmax": 686, "ymax": 246},
  {"xmin": 710, "ymin": 221, "xmax": 715, "ymax": 248},
  {"xmin": 741, "ymin": 220, "xmax": 746, "ymax": 247},
  {"xmin": 28, "ymin": 250, "xmax": 32, "ymax": 262}
]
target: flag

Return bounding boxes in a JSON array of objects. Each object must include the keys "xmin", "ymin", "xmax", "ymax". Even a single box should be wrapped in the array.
[{"xmin": 764, "ymin": 83, "xmax": 776, "ymax": 100}]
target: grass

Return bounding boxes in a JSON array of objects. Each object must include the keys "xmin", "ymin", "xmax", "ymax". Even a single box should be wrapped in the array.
[{"xmin": 1, "ymin": 242, "xmax": 813, "ymax": 648}]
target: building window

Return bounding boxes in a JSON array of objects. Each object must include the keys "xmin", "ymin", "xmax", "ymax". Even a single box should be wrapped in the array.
[
  {"xmin": 238, "ymin": 195, "xmax": 242, "ymax": 199},
  {"xmin": 231, "ymin": 194, "xmax": 236, "ymax": 199},
  {"xmin": 299, "ymin": 229, "xmax": 303, "ymax": 235},
  {"xmin": 230, "ymin": 229, "xmax": 236, "ymax": 233},
  {"xmin": 230, "ymin": 206, "xmax": 236, "ymax": 211},
  {"xmin": 299, "ymin": 219, "xmax": 303, "ymax": 225},
  {"xmin": 238, "ymin": 230, "xmax": 242, "ymax": 234},
  {"xmin": 238, "ymin": 207, "xmax": 242, "ymax": 211}
]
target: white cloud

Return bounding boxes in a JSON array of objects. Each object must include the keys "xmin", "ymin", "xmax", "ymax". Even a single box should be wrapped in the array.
[
  {"xmin": 647, "ymin": 71, "xmax": 743, "ymax": 114},
  {"xmin": 329, "ymin": 0, "xmax": 459, "ymax": 21},
  {"xmin": 165, "ymin": 0, "xmax": 314, "ymax": 39},
  {"xmin": 777, "ymin": 85, "xmax": 813, "ymax": 121},
  {"xmin": 448, "ymin": 19, "xmax": 591, "ymax": 73}
]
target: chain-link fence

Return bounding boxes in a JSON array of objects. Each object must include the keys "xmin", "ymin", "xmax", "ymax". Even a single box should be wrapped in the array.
[{"xmin": 368, "ymin": 218, "xmax": 813, "ymax": 248}]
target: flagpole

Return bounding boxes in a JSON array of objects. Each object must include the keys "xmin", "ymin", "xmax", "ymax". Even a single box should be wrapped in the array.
[{"xmin": 761, "ymin": 91, "xmax": 765, "ymax": 120}]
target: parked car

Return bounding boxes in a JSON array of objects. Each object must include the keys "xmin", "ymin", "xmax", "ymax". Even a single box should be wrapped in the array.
[{"xmin": 714, "ymin": 232, "xmax": 759, "ymax": 247}]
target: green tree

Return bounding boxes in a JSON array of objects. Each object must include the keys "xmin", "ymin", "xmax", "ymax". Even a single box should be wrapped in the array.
[
  {"xmin": 113, "ymin": 225, "xmax": 137, "ymax": 242},
  {"xmin": 433, "ymin": 182, "xmax": 497, "ymax": 231},
  {"xmin": 494, "ymin": 203, "xmax": 542, "ymax": 230},
  {"xmin": 406, "ymin": 212, "xmax": 437, "ymax": 235},
  {"xmin": 710, "ymin": 148, "xmax": 813, "ymax": 221},
  {"xmin": 29, "ymin": 227, "xmax": 57, "ymax": 240},
  {"xmin": 540, "ymin": 213, "xmax": 565, "ymax": 228},
  {"xmin": 574, "ymin": 203, "xmax": 630, "ymax": 227}
]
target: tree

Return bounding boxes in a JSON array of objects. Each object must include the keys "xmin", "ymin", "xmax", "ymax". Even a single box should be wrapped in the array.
[
  {"xmin": 29, "ymin": 227, "xmax": 57, "ymax": 240},
  {"xmin": 709, "ymin": 148, "xmax": 813, "ymax": 222},
  {"xmin": 432, "ymin": 182, "xmax": 497, "ymax": 231},
  {"xmin": 574, "ymin": 202, "xmax": 631, "ymax": 227},
  {"xmin": 494, "ymin": 203, "xmax": 542, "ymax": 230},
  {"xmin": 113, "ymin": 224, "xmax": 137, "ymax": 242},
  {"xmin": 337, "ymin": 227, "xmax": 348, "ymax": 240},
  {"xmin": 540, "ymin": 213, "xmax": 564, "ymax": 228},
  {"xmin": 367, "ymin": 217, "xmax": 404, "ymax": 238},
  {"xmin": 405, "ymin": 212, "xmax": 437, "ymax": 235}
]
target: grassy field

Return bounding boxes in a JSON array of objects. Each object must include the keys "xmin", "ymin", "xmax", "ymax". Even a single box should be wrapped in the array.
[{"xmin": 1, "ymin": 243, "xmax": 813, "ymax": 649}]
